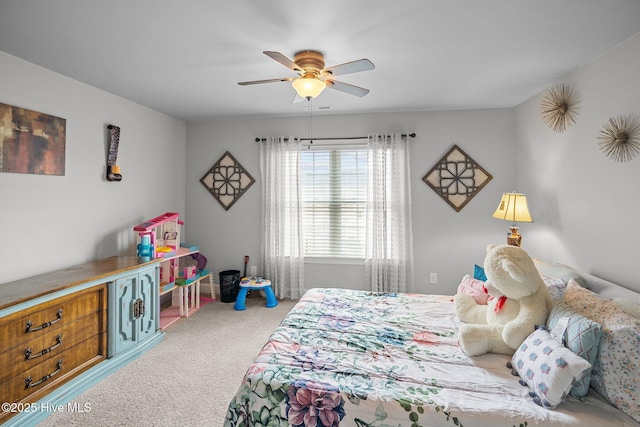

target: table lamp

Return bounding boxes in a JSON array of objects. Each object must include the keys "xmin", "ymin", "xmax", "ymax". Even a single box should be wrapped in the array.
[{"xmin": 492, "ymin": 192, "xmax": 533, "ymax": 247}]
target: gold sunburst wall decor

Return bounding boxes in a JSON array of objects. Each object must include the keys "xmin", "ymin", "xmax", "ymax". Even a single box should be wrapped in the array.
[
  {"xmin": 540, "ymin": 84, "xmax": 580, "ymax": 133},
  {"xmin": 597, "ymin": 115, "xmax": 640, "ymax": 162}
]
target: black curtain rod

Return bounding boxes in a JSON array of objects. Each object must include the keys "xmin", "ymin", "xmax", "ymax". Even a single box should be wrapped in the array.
[{"xmin": 254, "ymin": 133, "xmax": 416, "ymax": 143}]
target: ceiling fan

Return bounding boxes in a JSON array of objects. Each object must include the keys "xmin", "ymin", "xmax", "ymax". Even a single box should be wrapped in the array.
[{"xmin": 238, "ymin": 50, "xmax": 374, "ymax": 100}]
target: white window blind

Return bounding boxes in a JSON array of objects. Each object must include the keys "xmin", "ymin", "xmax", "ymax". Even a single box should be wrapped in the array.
[{"xmin": 301, "ymin": 148, "xmax": 367, "ymax": 258}]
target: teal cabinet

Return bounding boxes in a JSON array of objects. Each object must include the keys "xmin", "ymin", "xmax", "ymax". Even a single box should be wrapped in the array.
[
  {"xmin": 108, "ymin": 265, "xmax": 159, "ymax": 357},
  {"xmin": 0, "ymin": 257, "xmax": 163, "ymax": 426}
]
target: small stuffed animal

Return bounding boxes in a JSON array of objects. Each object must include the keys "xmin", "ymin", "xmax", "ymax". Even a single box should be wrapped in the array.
[{"xmin": 454, "ymin": 244, "xmax": 552, "ymax": 356}]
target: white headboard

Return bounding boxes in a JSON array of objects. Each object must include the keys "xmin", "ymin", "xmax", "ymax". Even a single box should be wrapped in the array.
[
  {"xmin": 534, "ymin": 259, "xmax": 640, "ymax": 304},
  {"xmin": 580, "ymin": 272, "xmax": 640, "ymax": 304}
]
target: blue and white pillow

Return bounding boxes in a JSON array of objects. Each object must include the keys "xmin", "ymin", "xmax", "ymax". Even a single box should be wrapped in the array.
[
  {"xmin": 546, "ymin": 301, "xmax": 602, "ymax": 399},
  {"xmin": 510, "ymin": 327, "xmax": 592, "ymax": 409}
]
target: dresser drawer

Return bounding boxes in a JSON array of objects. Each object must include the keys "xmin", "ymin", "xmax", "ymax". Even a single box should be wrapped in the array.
[
  {"xmin": 0, "ymin": 333, "xmax": 106, "ymax": 409},
  {"xmin": 0, "ymin": 285, "xmax": 106, "ymax": 354},
  {"xmin": 0, "ymin": 309, "xmax": 106, "ymax": 385}
]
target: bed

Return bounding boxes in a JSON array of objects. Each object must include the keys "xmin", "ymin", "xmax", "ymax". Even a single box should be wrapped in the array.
[{"xmin": 224, "ymin": 262, "xmax": 640, "ymax": 427}]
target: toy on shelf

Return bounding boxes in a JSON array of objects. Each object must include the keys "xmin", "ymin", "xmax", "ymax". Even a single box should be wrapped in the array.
[
  {"xmin": 137, "ymin": 234, "xmax": 153, "ymax": 262},
  {"xmin": 190, "ymin": 252, "xmax": 207, "ymax": 271},
  {"xmin": 155, "ymin": 246, "xmax": 177, "ymax": 258},
  {"xmin": 183, "ymin": 265, "xmax": 196, "ymax": 279},
  {"xmin": 133, "ymin": 212, "xmax": 187, "ymax": 286},
  {"xmin": 133, "ymin": 212, "xmax": 184, "ymax": 260}
]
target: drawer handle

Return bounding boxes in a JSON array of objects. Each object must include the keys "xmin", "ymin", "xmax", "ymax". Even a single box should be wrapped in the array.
[
  {"xmin": 24, "ymin": 334, "xmax": 63, "ymax": 360},
  {"xmin": 25, "ymin": 309, "xmax": 62, "ymax": 333},
  {"xmin": 25, "ymin": 359, "xmax": 62, "ymax": 389}
]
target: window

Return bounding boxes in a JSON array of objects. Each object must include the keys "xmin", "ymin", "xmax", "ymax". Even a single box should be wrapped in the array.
[{"xmin": 301, "ymin": 148, "xmax": 367, "ymax": 258}]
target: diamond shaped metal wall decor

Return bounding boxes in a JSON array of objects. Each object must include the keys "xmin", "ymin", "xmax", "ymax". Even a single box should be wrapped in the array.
[
  {"xmin": 200, "ymin": 151, "xmax": 255, "ymax": 210},
  {"xmin": 422, "ymin": 144, "xmax": 492, "ymax": 212}
]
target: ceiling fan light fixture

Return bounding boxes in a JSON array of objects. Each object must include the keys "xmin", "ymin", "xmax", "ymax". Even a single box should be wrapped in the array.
[{"xmin": 292, "ymin": 73, "xmax": 326, "ymax": 99}]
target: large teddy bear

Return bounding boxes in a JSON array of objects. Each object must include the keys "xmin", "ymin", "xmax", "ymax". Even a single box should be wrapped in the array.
[{"xmin": 454, "ymin": 244, "xmax": 552, "ymax": 356}]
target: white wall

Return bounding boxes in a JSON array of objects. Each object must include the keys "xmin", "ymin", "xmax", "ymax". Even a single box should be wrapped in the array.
[
  {"xmin": 516, "ymin": 32, "xmax": 640, "ymax": 291},
  {"xmin": 186, "ymin": 109, "xmax": 515, "ymax": 295},
  {"xmin": 0, "ymin": 52, "xmax": 187, "ymax": 284}
]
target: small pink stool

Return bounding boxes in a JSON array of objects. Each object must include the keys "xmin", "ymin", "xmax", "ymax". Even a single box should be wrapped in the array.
[{"xmin": 234, "ymin": 277, "xmax": 278, "ymax": 311}]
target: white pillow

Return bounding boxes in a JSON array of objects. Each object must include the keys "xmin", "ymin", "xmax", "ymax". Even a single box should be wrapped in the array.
[
  {"xmin": 533, "ymin": 259, "xmax": 586, "ymax": 287},
  {"xmin": 510, "ymin": 327, "xmax": 591, "ymax": 409}
]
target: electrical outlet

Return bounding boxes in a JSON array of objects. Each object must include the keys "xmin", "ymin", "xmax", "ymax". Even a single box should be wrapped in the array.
[
  {"xmin": 429, "ymin": 273, "xmax": 437, "ymax": 284},
  {"xmin": 250, "ymin": 265, "xmax": 257, "ymax": 276}
]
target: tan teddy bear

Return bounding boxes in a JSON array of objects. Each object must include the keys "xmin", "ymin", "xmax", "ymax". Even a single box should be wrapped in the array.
[{"xmin": 454, "ymin": 244, "xmax": 552, "ymax": 356}]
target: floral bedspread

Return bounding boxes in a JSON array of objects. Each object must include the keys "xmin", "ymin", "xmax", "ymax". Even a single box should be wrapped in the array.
[{"xmin": 224, "ymin": 288, "xmax": 638, "ymax": 427}]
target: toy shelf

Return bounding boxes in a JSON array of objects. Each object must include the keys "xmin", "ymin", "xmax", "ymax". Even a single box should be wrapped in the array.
[
  {"xmin": 134, "ymin": 212, "xmax": 215, "ymax": 330},
  {"xmin": 157, "ymin": 247, "xmax": 200, "ymax": 294},
  {"xmin": 157, "ymin": 249, "xmax": 213, "ymax": 330},
  {"xmin": 159, "ymin": 271, "xmax": 212, "ymax": 330}
]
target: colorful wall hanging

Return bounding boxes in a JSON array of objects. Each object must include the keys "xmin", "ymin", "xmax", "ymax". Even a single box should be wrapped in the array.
[
  {"xmin": 200, "ymin": 151, "xmax": 255, "ymax": 210},
  {"xmin": 0, "ymin": 102, "xmax": 66, "ymax": 175},
  {"xmin": 423, "ymin": 144, "xmax": 493, "ymax": 212}
]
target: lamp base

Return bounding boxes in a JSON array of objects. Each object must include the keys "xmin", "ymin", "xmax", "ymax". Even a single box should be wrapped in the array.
[{"xmin": 507, "ymin": 226, "xmax": 522, "ymax": 247}]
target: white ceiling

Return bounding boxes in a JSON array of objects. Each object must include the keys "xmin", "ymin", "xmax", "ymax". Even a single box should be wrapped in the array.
[{"xmin": 1, "ymin": 1, "xmax": 640, "ymax": 122}]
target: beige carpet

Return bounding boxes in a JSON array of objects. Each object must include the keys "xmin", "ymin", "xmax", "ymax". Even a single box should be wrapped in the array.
[{"xmin": 38, "ymin": 294, "xmax": 297, "ymax": 427}]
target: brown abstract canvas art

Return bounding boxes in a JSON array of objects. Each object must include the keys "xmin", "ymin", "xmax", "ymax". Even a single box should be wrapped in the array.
[{"xmin": 0, "ymin": 103, "xmax": 66, "ymax": 175}]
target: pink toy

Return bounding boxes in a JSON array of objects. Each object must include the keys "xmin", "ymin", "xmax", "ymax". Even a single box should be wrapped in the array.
[
  {"xmin": 183, "ymin": 266, "xmax": 196, "ymax": 279},
  {"xmin": 134, "ymin": 212, "xmax": 184, "ymax": 259}
]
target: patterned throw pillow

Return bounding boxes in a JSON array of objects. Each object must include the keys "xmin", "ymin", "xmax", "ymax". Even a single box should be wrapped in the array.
[
  {"xmin": 511, "ymin": 327, "xmax": 592, "ymax": 409},
  {"xmin": 540, "ymin": 274, "xmax": 566, "ymax": 288},
  {"xmin": 564, "ymin": 279, "xmax": 640, "ymax": 423},
  {"xmin": 546, "ymin": 301, "xmax": 602, "ymax": 398},
  {"xmin": 540, "ymin": 274, "xmax": 567, "ymax": 301},
  {"xmin": 612, "ymin": 297, "xmax": 640, "ymax": 318}
]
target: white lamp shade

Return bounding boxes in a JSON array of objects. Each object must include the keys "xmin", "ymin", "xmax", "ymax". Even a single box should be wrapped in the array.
[
  {"xmin": 292, "ymin": 74, "xmax": 326, "ymax": 99},
  {"xmin": 492, "ymin": 192, "xmax": 533, "ymax": 223}
]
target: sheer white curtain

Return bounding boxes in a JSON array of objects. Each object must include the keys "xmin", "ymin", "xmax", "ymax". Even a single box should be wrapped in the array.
[
  {"xmin": 259, "ymin": 137, "xmax": 305, "ymax": 299},
  {"xmin": 365, "ymin": 133, "xmax": 414, "ymax": 293}
]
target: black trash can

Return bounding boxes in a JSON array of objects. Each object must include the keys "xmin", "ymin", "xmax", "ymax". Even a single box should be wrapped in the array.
[{"xmin": 219, "ymin": 270, "xmax": 240, "ymax": 303}]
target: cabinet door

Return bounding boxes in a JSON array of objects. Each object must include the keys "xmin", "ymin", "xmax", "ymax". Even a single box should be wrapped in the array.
[
  {"xmin": 110, "ymin": 273, "xmax": 138, "ymax": 355},
  {"xmin": 137, "ymin": 266, "xmax": 157, "ymax": 343}
]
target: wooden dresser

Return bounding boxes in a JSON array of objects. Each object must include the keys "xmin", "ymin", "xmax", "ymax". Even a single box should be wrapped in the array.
[{"xmin": 0, "ymin": 256, "xmax": 162, "ymax": 426}]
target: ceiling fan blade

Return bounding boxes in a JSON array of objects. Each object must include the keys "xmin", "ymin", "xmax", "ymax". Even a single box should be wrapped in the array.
[
  {"xmin": 238, "ymin": 77, "xmax": 294, "ymax": 86},
  {"xmin": 322, "ymin": 59, "xmax": 374, "ymax": 76},
  {"xmin": 325, "ymin": 79, "xmax": 369, "ymax": 97},
  {"xmin": 263, "ymin": 51, "xmax": 302, "ymax": 72},
  {"xmin": 292, "ymin": 92, "xmax": 306, "ymax": 103}
]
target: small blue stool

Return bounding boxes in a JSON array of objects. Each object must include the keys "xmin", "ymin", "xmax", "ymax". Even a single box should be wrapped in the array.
[{"xmin": 234, "ymin": 277, "xmax": 278, "ymax": 310}]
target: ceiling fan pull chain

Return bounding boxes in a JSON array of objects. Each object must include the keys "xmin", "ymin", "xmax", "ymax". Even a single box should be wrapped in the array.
[{"xmin": 308, "ymin": 98, "xmax": 313, "ymax": 146}]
